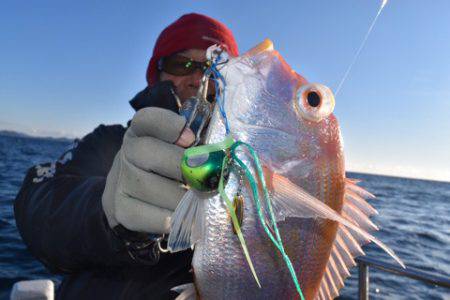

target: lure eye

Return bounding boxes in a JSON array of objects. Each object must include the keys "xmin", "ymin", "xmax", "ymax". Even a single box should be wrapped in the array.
[
  {"xmin": 187, "ymin": 153, "xmax": 209, "ymax": 167},
  {"xmin": 295, "ymin": 83, "xmax": 335, "ymax": 122}
]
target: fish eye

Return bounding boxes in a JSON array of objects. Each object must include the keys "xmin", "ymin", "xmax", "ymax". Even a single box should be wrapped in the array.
[{"xmin": 294, "ymin": 83, "xmax": 335, "ymax": 122}]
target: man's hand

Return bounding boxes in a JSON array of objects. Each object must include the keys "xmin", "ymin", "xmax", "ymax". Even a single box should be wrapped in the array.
[{"xmin": 102, "ymin": 107, "xmax": 194, "ymax": 234}]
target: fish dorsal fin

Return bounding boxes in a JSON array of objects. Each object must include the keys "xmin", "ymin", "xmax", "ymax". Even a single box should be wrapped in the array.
[
  {"xmin": 315, "ymin": 179, "xmax": 380, "ymax": 300},
  {"xmin": 245, "ymin": 38, "xmax": 274, "ymax": 56},
  {"xmin": 267, "ymin": 174, "xmax": 404, "ymax": 299}
]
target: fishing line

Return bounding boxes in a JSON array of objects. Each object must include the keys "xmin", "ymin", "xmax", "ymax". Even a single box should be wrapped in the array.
[
  {"xmin": 335, "ymin": 0, "xmax": 388, "ymax": 96},
  {"xmin": 210, "ymin": 58, "xmax": 231, "ymax": 134}
]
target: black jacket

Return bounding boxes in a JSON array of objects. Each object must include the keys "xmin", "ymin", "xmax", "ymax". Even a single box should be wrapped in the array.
[{"xmin": 14, "ymin": 85, "xmax": 193, "ymax": 300}]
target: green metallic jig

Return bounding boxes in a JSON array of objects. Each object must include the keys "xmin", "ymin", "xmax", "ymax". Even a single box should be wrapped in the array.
[{"xmin": 181, "ymin": 149, "xmax": 228, "ymax": 192}]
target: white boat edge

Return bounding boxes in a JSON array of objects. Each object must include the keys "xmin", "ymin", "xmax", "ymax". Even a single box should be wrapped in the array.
[{"xmin": 10, "ymin": 279, "xmax": 54, "ymax": 300}]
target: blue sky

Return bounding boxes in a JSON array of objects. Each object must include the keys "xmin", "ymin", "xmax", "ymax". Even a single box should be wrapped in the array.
[{"xmin": 1, "ymin": 0, "xmax": 449, "ymax": 182}]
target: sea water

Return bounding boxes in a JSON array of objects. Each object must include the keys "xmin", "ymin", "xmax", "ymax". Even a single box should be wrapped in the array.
[{"xmin": 0, "ymin": 134, "xmax": 448, "ymax": 299}]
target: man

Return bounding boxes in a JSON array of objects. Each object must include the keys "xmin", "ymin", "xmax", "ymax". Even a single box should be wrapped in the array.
[{"xmin": 14, "ymin": 13, "xmax": 238, "ymax": 299}]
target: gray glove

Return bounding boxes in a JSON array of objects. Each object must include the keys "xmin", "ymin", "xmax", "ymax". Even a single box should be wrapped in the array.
[{"xmin": 102, "ymin": 107, "xmax": 194, "ymax": 234}]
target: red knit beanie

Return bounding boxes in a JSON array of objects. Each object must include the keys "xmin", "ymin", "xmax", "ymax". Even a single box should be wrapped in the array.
[{"xmin": 146, "ymin": 13, "xmax": 239, "ymax": 86}]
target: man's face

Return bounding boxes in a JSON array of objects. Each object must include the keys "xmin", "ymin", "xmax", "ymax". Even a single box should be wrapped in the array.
[{"xmin": 160, "ymin": 49, "xmax": 214, "ymax": 102}]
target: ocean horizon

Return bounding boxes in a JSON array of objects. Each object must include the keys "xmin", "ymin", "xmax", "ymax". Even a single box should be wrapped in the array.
[{"xmin": 2, "ymin": 128, "xmax": 448, "ymax": 184}]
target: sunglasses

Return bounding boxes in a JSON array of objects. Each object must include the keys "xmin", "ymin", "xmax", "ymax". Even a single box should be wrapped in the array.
[{"xmin": 159, "ymin": 55, "xmax": 212, "ymax": 76}]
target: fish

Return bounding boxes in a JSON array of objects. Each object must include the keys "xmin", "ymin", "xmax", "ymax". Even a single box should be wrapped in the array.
[{"xmin": 168, "ymin": 39, "xmax": 403, "ymax": 300}]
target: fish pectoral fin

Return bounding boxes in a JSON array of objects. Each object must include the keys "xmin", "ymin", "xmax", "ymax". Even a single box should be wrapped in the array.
[
  {"xmin": 270, "ymin": 173, "xmax": 405, "ymax": 268},
  {"xmin": 168, "ymin": 190, "xmax": 207, "ymax": 252},
  {"xmin": 171, "ymin": 283, "xmax": 197, "ymax": 300}
]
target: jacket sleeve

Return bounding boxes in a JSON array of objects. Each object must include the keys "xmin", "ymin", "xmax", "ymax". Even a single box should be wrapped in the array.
[{"xmin": 14, "ymin": 124, "xmax": 157, "ymax": 273}]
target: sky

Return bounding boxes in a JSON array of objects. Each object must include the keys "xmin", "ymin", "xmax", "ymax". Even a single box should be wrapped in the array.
[{"xmin": 1, "ymin": 0, "xmax": 449, "ymax": 182}]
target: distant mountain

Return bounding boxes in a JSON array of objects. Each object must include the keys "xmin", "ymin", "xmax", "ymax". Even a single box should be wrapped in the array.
[
  {"xmin": 0, "ymin": 130, "xmax": 31, "ymax": 138},
  {"xmin": 0, "ymin": 130, "xmax": 74, "ymax": 143}
]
